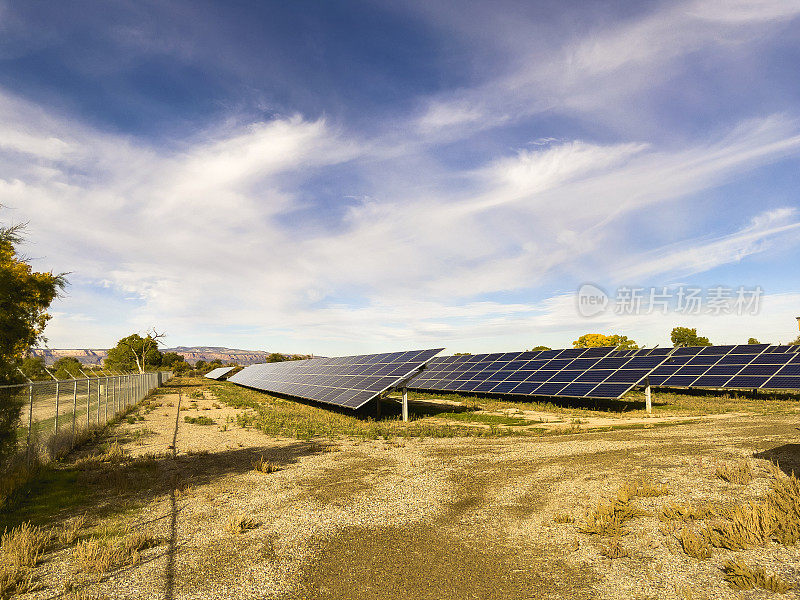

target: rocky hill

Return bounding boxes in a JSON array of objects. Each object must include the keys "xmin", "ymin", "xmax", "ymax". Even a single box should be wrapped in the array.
[{"xmin": 30, "ymin": 346, "xmax": 294, "ymax": 366}]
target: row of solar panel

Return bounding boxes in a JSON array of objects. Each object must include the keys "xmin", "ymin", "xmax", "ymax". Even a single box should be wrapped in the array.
[
  {"xmin": 204, "ymin": 366, "xmax": 235, "ymax": 380},
  {"xmin": 410, "ymin": 348, "xmax": 670, "ymax": 399},
  {"xmin": 228, "ymin": 349, "xmax": 444, "ymax": 409},
  {"xmin": 648, "ymin": 344, "xmax": 800, "ymax": 389}
]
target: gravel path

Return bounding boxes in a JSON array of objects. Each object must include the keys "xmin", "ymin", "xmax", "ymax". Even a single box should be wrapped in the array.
[{"xmin": 16, "ymin": 384, "xmax": 800, "ymax": 600}]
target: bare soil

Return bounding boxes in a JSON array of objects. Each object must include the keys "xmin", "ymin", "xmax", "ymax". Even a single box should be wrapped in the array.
[{"xmin": 13, "ymin": 382, "xmax": 800, "ymax": 600}]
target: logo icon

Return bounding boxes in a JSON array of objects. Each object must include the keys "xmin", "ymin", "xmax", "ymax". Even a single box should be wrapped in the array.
[{"xmin": 576, "ymin": 283, "xmax": 609, "ymax": 318}]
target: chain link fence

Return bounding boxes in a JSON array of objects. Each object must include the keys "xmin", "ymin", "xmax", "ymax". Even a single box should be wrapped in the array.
[{"xmin": 1, "ymin": 371, "xmax": 173, "ymax": 462}]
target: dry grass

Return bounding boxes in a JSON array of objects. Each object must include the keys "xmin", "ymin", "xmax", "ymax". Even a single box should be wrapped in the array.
[
  {"xmin": 715, "ymin": 460, "xmax": 753, "ymax": 485},
  {"xmin": 72, "ymin": 528, "xmax": 158, "ymax": 574},
  {"xmin": 253, "ymin": 456, "xmax": 280, "ymax": 474},
  {"xmin": 677, "ymin": 528, "xmax": 712, "ymax": 560},
  {"xmin": 707, "ymin": 470, "xmax": 800, "ymax": 550},
  {"xmin": 57, "ymin": 515, "xmax": 88, "ymax": 546},
  {"xmin": 580, "ymin": 480, "xmax": 666, "ymax": 537},
  {"xmin": 225, "ymin": 513, "xmax": 260, "ymax": 534},
  {"xmin": 660, "ymin": 502, "xmax": 715, "ymax": 521},
  {"xmin": 599, "ymin": 537, "xmax": 628, "ymax": 559},
  {"xmin": 0, "ymin": 522, "xmax": 50, "ymax": 598},
  {"xmin": 721, "ymin": 559, "xmax": 793, "ymax": 592},
  {"xmin": 554, "ymin": 513, "xmax": 575, "ymax": 524}
]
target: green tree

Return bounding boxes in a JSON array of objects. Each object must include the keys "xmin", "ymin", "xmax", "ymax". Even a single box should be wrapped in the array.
[
  {"xmin": 265, "ymin": 353, "xmax": 287, "ymax": 363},
  {"xmin": 195, "ymin": 360, "xmax": 207, "ymax": 370},
  {"xmin": 105, "ymin": 332, "xmax": 164, "ymax": 372},
  {"xmin": 670, "ymin": 327, "xmax": 711, "ymax": 347},
  {"xmin": 52, "ymin": 356, "xmax": 82, "ymax": 379},
  {"xmin": 747, "ymin": 337, "xmax": 760, "ymax": 345},
  {"xmin": 530, "ymin": 346, "xmax": 551, "ymax": 351},
  {"xmin": 0, "ymin": 219, "xmax": 66, "ymax": 465},
  {"xmin": 573, "ymin": 333, "xmax": 638, "ymax": 350},
  {"xmin": 454, "ymin": 352, "xmax": 472, "ymax": 356},
  {"xmin": 161, "ymin": 352, "xmax": 186, "ymax": 368},
  {"xmin": 789, "ymin": 335, "xmax": 800, "ymax": 346},
  {"xmin": 19, "ymin": 356, "xmax": 48, "ymax": 381}
]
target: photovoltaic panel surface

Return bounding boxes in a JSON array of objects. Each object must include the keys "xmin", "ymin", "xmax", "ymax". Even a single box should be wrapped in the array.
[
  {"xmin": 648, "ymin": 344, "xmax": 800, "ymax": 390},
  {"xmin": 204, "ymin": 366, "xmax": 236, "ymax": 380},
  {"xmin": 409, "ymin": 347, "xmax": 673, "ymax": 399},
  {"xmin": 228, "ymin": 349, "xmax": 444, "ymax": 409}
]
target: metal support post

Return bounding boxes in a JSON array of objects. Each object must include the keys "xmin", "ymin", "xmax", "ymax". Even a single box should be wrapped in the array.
[
  {"xmin": 45, "ymin": 367, "xmax": 59, "ymax": 432},
  {"xmin": 644, "ymin": 377, "xmax": 652, "ymax": 414},
  {"xmin": 402, "ymin": 387, "xmax": 409, "ymax": 422}
]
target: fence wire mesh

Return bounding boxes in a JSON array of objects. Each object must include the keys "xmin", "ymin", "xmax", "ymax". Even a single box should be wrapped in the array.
[{"xmin": 1, "ymin": 371, "xmax": 173, "ymax": 462}]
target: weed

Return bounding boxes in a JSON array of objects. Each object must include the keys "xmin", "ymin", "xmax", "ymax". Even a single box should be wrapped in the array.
[
  {"xmin": 581, "ymin": 496, "xmax": 648, "ymax": 537},
  {"xmin": 708, "ymin": 470, "xmax": 800, "ymax": 549},
  {"xmin": 677, "ymin": 528, "xmax": 712, "ymax": 560},
  {"xmin": 57, "ymin": 514, "xmax": 88, "ymax": 546},
  {"xmin": 1, "ymin": 521, "xmax": 50, "ymax": 567},
  {"xmin": 716, "ymin": 460, "xmax": 753, "ymax": 485},
  {"xmin": 599, "ymin": 536, "xmax": 628, "ymax": 559},
  {"xmin": 72, "ymin": 528, "xmax": 158, "ymax": 573},
  {"xmin": 660, "ymin": 502, "xmax": 715, "ymax": 521},
  {"xmin": 721, "ymin": 559, "xmax": 793, "ymax": 592},
  {"xmin": 225, "ymin": 513, "xmax": 260, "ymax": 534},
  {"xmin": 184, "ymin": 416, "xmax": 215, "ymax": 425},
  {"xmin": 554, "ymin": 513, "xmax": 575, "ymax": 524},
  {"xmin": 253, "ymin": 456, "xmax": 280, "ymax": 474}
]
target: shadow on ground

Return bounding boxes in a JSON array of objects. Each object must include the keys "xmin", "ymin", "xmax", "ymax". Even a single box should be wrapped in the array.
[
  {"xmin": 754, "ymin": 443, "xmax": 800, "ymax": 476},
  {"xmin": 1, "ymin": 441, "xmax": 331, "ymax": 529}
]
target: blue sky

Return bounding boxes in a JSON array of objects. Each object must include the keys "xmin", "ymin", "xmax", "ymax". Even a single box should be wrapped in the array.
[{"xmin": 3, "ymin": 0, "xmax": 800, "ymax": 355}]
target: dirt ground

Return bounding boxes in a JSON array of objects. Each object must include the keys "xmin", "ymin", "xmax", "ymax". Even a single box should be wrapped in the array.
[{"xmin": 14, "ymin": 382, "xmax": 800, "ymax": 600}]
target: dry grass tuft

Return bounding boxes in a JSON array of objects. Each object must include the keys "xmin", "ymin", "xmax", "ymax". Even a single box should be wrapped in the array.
[
  {"xmin": 707, "ymin": 470, "xmax": 800, "ymax": 549},
  {"xmin": 57, "ymin": 515, "xmax": 88, "ymax": 546},
  {"xmin": 0, "ymin": 521, "xmax": 51, "ymax": 597},
  {"xmin": 1, "ymin": 521, "xmax": 50, "ymax": 567},
  {"xmin": 599, "ymin": 536, "xmax": 628, "ymax": 559},
  {"xmin": 554, "ymin": 513, "xmax": 575, "ymax": 524},
  {"xmin": 677, "ymin": 527, "xmax": 712, "ymax": 560},
  {"xmin": 581, "ymin": 494, "xmax": 649, "ymax": 537},
  {"xmin": 660, "ymin": 502, "xmax": 715, "ymax": 522},
  {"xmin": 721, "ymin": 559, "xmax": 793, "ymax": 592},
  {"xmin": 618, "ymin": 480, "xmax": 670, "ymax": 500},
  {"xmin": 72, "ymin": 528, "xmax": 158, "ymax": 573},
  {"xmin": 253, "ymin": 456, "xmax": 280, "ymax": 474},
  {"xmin": 715, "ymin": 460, "xmax": 753, "ymax": 485},
  {"xmin": 225, "ymin": 513, "xmax": 260, "ymax": 534}
]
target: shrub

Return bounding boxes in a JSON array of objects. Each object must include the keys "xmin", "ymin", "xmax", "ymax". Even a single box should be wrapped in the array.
[
  {"xmin": 184, "ymin": 416, "xmax": 215, "ymax": 425},
  {"xmin": 721, "ymin": 559, "xmax": 793, "ymax": 592},
  {"xmin": 253, "ymin": 456, "xmax": 280, "ymax": 474},
  {"xmin": 225, "ymin": 514, "xmax": 259, "ymax": 534},
  {"xmin": 715, "ymin": 461, "xmax": 753, "ymax": 485},
  {"xmin": 677, "ymin": 528, "xmax": 712, "ymax": 560}
]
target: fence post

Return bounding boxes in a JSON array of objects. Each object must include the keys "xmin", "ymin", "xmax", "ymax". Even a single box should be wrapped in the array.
[
  {"xmin": 45, "ymin": 367, "xmax": 59, "ymax": 433},
  {"xmin": 72, "ymin": 377, "xmax": 77, "ymax": 438}
]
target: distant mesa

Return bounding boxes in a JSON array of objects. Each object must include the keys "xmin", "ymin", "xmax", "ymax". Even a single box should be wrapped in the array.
[{"xmin": 30, "ymin": 346, "xmax": 297, "ymax": 366}]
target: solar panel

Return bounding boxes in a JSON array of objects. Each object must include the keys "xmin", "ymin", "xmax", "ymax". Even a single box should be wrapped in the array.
[
  {"xmin": 648, "ymin": 344, "xmax": 800, "ymax": 390},
  {"xmin": 228, "ymin": 349, "xmax": 444, "ymax": 409},
  {"xmin": 409, "ymin": 347, "xmax": 672, "ymax": 399},
  {"xmin": 204, "ymin": 366, "xmax": 236, "ymax": 380}
]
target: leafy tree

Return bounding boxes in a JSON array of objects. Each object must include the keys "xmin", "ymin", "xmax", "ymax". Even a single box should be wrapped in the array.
[
  {"xmin": 572, "ymin": 333, "xmax": 638, "ymax": 350},
  {"xmin": 195, "ymin": 360, "xmax": 207, "ymax": 370},
  {"xmin": 53, "ymin": 356, "xmax": 82, "ymax": 379},
  {"xmin": 0, "ymin": 218, "xmax": 66, "ymax": 466},
  {"xmin": 172, "ymin": 361, "xmax": 191, "ymax": 375},
  {"xmin": 161, "ymin": 352, "xmax": 186, "ymax": 368},
  {"xmin": 747, "ymin": 337, "xmax": 760, "ymax": 345},
  {"xmin": 454, "ymin": 352, "xmax": 472, "ymax": 356},
  {"xmin": 530, "ymin": 346, "xmax": 551, "ymax": 351},
  {"xmin": 265, "ymin": 353, "xmax": 288, "ymax": 363},
  {"xmin": 790, "ymin": 335, "xmax": 800, "ymax": 346},
  {"xmin": 670, "ymin": 327, "xmax": 711, "ymax": 347},
  {"xmin": 105, "ymin": 332, "xmax": 163, "ymax": 372},
  {"xmin": 19, "ymin": 356, "xmax": 48, "ymax": 381}
]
